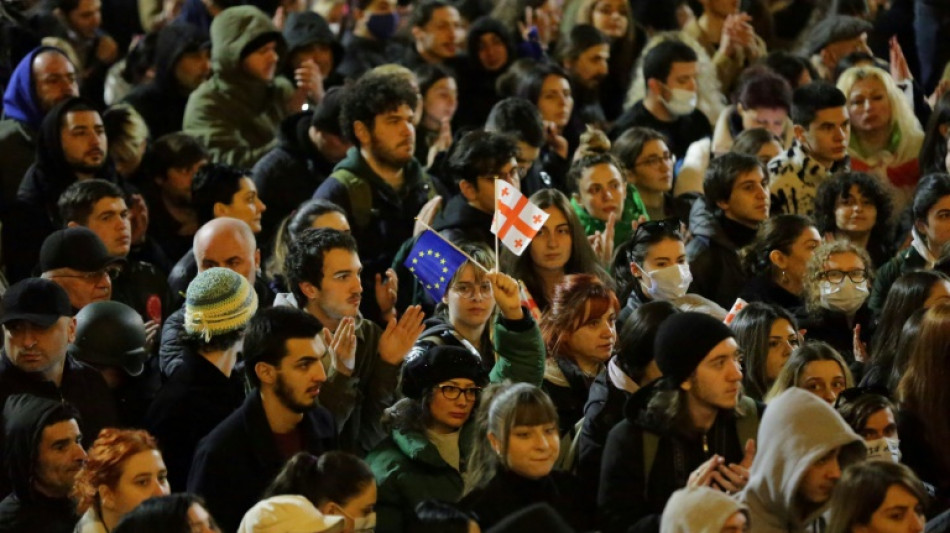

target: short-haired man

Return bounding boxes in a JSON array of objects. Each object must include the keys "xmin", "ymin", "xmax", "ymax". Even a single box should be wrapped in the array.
[
  {"xmin": 159, "ymin": 217, "xmax": 266, "ymax": 377},
  {"xmin": 58, "ymin": 179, "xmax": 172, "ymax": 327},
  {"xmin": 42, "ymin": 0, "xmax": 118, "ymax": 107},
  {"xmin": 39, "ymin": 227, "xmax": 124, "ymax": 311},
  {"xmin": 801, "ymin": 15, "xmax": 873, "ymax": 81},
  {"xmin": 143, "ymin": 132, "xmax": 208, "ymax": 266},
  {"xmin": 405, "ymin": 0, "xmax": 462, "ymax": 68},
  {"xmin": 183, "ymin": 5, "xmax": 321, "ymax": 167},
  {"xmin": 687, "ymin": 152, "xmax": 769, "ymax": 308},
  {"xmin": 768, "ymin": 82, "xmax": 850, "ymax": 216},
  {"xmin": 188, "ymin": 306, "xmax": 337, "ymax": 533},
  {"xmin": 146, "ymin": 268, "xmax": 257, "ymax": 491},
  {"xmin": 313, "ymin": 72, "xmax": 437, "ymax": 323},
  {"xmin": 485, "ymin": 97, "xmax": 553, "ymax": 195},
  {"xmin": 0, "ymin": 47, "xmax": 78, "ymax": 209},
  {"xmin": 253, "ymin": 86, "xmax": 350, "ymax": 248},
  {"xmin": 123, "ymin": 22, "xmax": 211, "ymax": 139},
  {"xmin": 4, "ymin": 97, "xmax": 117, "ymax": 282},
  {"xmin": 609, "ymin": 39, "xmax": 712, "ymax": 159},
  {"xmin": 559, "ymin": 24, "xmax": 610, "ymax": 127},
  {"xmin": 0, "ymin": 278, "xmax": 116, "ymax": 496},
  {"xmin": 740, "ymin": 388, "xmax": 866, "ymax": 532},
  {"xmin": 0, "ymin": 394, "xmax": 85, "ymax": 532},
  {"xmin": 284, "ymin": 228, "xmax": 424, "ymax": 454},
  {"xmin": 168, "ymin": 163, "xmax": 267, "ymax": 304},
  {"xmin": 600, "ymin": 312, "xmax": 758, "ymax": 533}
]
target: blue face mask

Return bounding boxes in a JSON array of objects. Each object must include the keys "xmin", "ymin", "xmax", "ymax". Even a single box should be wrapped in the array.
[{"xmin": 366, "ymin": 12, "xmax": 399, "ymax": 41}]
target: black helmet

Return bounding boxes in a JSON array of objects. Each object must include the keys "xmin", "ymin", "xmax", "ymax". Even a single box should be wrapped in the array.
[{"xmin": 68, "ymin": 301, "xmax": 148, "ymax": 376}]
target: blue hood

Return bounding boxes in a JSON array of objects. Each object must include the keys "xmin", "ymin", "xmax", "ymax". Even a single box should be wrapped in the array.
[{"xmin": 2, "ymin": 46, "xmax": 71, "ymax": 131}]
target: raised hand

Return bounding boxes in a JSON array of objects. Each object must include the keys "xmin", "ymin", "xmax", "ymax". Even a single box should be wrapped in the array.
[
  {"xmin": 589, "ymin": 211, "xmax": 616, "ymax": 265},
  {"xmin": 714, "ymin": 438, "xmax": 756, "ymax": 494},
  {"xmin": 322, "ymin": 317, "xmax": 356, "ymax": 376},
  {"xmin": 487, "ymin": 271, "xmax": 523, "ymax": 320},
  {"xmin": 688, "ymin": 455, "xmax": 723, "ymax": 488},
  {"xmin": 375, "ymin": 269, "xmax": 398, "ymax": 322},
  {"xmin": 889, "ymin": 36, "xmax": 912, "ymax": 82},
  {"xmin": 378, "ymin": 305, "xmax": 426, "ymax": 365}
]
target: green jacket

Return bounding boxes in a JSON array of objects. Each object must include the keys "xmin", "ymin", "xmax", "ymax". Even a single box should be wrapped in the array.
[
  {"xmin": 572, "ymin": 183, "xmax": 649, "ymax": 249},
  {"xmin": 183, "ymin": 6, "xmax": 293, "ymax": 167},
  {"xmin": 366, "ymin": 316, "xmax": 545, "ymax": 533}
]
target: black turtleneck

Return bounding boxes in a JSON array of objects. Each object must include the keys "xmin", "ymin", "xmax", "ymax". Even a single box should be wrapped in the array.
[{"xmin": 719, "ymin": 215, "xmax": 759, "ymax": 248}]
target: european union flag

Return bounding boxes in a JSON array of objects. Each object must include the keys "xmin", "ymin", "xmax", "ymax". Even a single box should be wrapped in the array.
[{"xmin": 404, "ymin": 230, "xmax": 468, "ymax": 301}]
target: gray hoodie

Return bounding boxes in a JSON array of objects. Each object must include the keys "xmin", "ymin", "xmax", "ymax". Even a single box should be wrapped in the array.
[
  {"xmin": 739, "ymin": 389, "xmax": 866, "ymax": 533},
  {"xmin": 661, "ymin": 486, "xmax": 748, "ymax": 533}
]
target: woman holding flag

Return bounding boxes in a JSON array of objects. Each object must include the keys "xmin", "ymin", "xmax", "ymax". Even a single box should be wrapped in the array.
[{"xmin": 366, "ymin": 257, "xmax": 546, "ymax": 533}]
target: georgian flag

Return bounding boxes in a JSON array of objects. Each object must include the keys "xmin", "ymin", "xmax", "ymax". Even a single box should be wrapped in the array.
[{"xmin": 490, "ymin": 183, "xmax": 549, "ymax": 256}]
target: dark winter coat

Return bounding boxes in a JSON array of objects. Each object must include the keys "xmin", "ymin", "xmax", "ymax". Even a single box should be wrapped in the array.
[
  {"xmin": 737, "ymin": 275, "xmax": 803, "ymax": 312},
  {"xmin": 187, "ymin": 390, "xmax": 337, "ymax": 533},
  {"xmin": 608, "ymin": 101, "xmax": 712, "ymax": 159},
  {"xmin": 0, "ymin": 395, "xmax": 79, "ymax": 533},
  {"xmin": 685, "ymin": 198, "xmax": 756, "ymax": 309}
]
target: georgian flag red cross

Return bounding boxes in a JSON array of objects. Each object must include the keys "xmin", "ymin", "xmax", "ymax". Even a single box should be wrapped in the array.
[{"xmin": 490, "ymin": 181, "xmax": 550, "ymax": 256}]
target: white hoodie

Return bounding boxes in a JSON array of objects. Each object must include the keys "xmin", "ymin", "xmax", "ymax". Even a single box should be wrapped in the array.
[
  {"xmin": 739, "ymin": 389, "xmax": 866, "ymax": 533},
  {"xmin": 661, "ymin": 486, "xmax": 748, "ymax": 533}
]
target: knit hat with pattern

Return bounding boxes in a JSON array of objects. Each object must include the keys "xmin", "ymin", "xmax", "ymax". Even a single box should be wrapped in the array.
[{"xmin": 185, "ymin": 267, "xmax": 258, "ymax": 341}]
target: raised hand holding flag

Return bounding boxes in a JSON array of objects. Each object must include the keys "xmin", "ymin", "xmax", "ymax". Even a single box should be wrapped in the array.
[{"xmin": 491, "ymin": 181, "xmax": 549, "ymax": 256}]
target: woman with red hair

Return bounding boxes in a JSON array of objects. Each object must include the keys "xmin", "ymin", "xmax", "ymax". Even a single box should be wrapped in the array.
[
  {"xmin": 541, "ymin": 273, "xmax": 619, "ymax": 439},
  {"xmin": 73, "ymin": 428, "xmax": 171, "ymax": 533}
]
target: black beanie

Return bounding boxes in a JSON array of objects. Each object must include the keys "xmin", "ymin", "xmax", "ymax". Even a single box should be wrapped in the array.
[
  {"xmin": 653, "ymin": 312, "xmax": 735, "ymax": 386},
  {"xmin": 400, "ymin": 345, "xmax": 489, "ymax": 400}
]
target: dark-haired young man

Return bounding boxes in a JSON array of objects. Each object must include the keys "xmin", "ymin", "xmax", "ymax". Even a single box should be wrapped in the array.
[
  {"xmin": 560, "ymin": 24, "xmax": 610, "ymax": 129},
  {"xmin": 687, "ymin": 152, "xmax": 770, "ymax": 309},
  {"xmin": 599, "ymin": 312, "xmax": 758, "ymax": 533},
  {"xmin": 768, "ymin": 82, "xmax": 850, "ymax": 216},
  {"xmin": 313, "ymin": 72, "xmax": 437, "ymax": 323},
  {"xmin": 284, "ymin": 228, "xmax": 424, "ymax": 455},
  {"xmin": 188, "ymin": 306, "xmax": 337, "ymax": 533},
  {"xmin": 485, "ymin": 97, "xmax": 554, "ymax": 195},
  {"xmin": 405, "ymin": 0, "xmax": 463, "ymax": 69},
  {"xmin": 609, "ymin": 39, "xmax": 711, "ymax": 159}
]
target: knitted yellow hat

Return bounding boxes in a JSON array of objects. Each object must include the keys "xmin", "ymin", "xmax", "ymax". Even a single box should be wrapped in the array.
[{"xmin": 185, "ymin": 267, "xmax": 258, "ymax": 341}]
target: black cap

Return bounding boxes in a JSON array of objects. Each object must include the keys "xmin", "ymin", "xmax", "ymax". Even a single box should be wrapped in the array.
[
  {"xmin": 311, "ymin": 86, "xmax": 344, "ymax": 136},
  {"xmin": 39, "ymin": 227, "xmax": 124, "ymax": 273},
  {"xmin": 654, "ymin": 312, "xmax": 735, "ymax": 386},
  {"xmin": 400, "ymin": 345, "xmax": 489, "ymax": 400},
  {"xmin": 0, "ymin": 278, "xmax": 72, "ymax": 327}
]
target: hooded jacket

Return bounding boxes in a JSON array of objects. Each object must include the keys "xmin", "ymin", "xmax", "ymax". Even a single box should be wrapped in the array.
[
  {"xmin": 124, "ymin": 22, "xmax": 209, "ymax": 139},
  {"xmin": 0, "ymin": 46, "xmax": 71, "ymax": 212},
  {"xmin": 4, "ymin": 97, "xmax": 119, "ymax": 281},
  {"xmin": 685, "ymin": 197, "xmax": 756, "ymax": 309},
  {"xmin": 739, "ymin": 388, "xmax": 866, "ymax": 533},
  {"xmin": 280, "ymin": 11, "xmax": 343, "ymax": 88},
  {"xmin": 183, "ymin": 6, "xmax": 294, "ymax": 168},
  {"xmin": 0, "ymin": 394, "xmax": 79, "ymax": 533},
  {"xmin": 660, "ymin": 486, "xmax": 748, "ymax": 533},
  {"xmin": 453, "ymin": 17, "xmax": 514, "ymax": 130}
]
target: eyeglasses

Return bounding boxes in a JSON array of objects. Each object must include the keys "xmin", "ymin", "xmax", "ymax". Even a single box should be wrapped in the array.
[
  {"xmin": 451, "ymin": 281, "xmax": 493, "ymax": 300},
  {"xmin": 834, "ymin": 385, "xmax": 891, "ymax": 409},
  {"xmin": 49, "ymin": 266, "xmax": 122, "ymax": 282},
  {"xmin": 634, "ymin": 151, "xmax": 675, "ymax": 168},
  {"xmin": 437, "ymin": 384, "xmax": 482, "ymax": 401},
  {"xmin": 493, "ymin": 166, "xmax": 527, "ymax": 182},
  {"xmin": 818, "ymin": 269, "xmax": 868, "ymax": 284}
]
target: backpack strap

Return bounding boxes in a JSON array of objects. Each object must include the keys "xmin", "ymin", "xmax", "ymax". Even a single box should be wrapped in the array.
[{"xmin": 331, "ymin": 168, "xmax": 373, "ymax": 229}]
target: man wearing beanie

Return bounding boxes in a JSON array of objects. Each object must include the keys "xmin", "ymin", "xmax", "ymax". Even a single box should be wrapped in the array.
[
  {"xmin": 144, "ymin": 267, "xmax": 258, "ymax": 491},
  {"xmin": 252, "ymin": 86, "xmax": 351, "ymax": 249},
  {"xmin": 183, "ymin": 5, "xmax": 323, "ymax": 168},
  {"xmin": 599, "ymin": 311, "xmax": 760, "ymax": 533}
]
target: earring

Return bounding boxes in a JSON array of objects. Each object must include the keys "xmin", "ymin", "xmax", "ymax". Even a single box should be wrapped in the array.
[{"xmin": 781, "ymin": 270, "xmax": 789, "ymax": 285}]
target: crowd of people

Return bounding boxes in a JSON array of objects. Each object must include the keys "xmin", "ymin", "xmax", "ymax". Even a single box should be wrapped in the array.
[{"xmin": 1, "ymin": 0, "xmax": 950, "ymax": 531}]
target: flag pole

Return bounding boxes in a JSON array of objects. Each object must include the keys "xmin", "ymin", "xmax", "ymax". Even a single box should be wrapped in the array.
[
  {"xmin": 494, "ymin": 178, "xmax": 499, "ymax": 273},
  {"xmin": 414, "ymin": 219, "xmax": 490, "ymax": 273}
]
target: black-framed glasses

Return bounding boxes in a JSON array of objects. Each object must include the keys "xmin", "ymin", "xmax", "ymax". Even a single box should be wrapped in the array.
[
  {"xmin": 818, "ymin": 269, "xmax": 868, "ymax": 284},
  {"xmin": 437, "ymin": 384, "xmax": 482, "ymax": 401},
  {"xmin": 834, "ymin": 385, "xmax": 891, "ymax": 408}
]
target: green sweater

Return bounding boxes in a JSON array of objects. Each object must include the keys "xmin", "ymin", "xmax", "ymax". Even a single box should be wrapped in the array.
[{"xmin": 572, "ymin": 183, "xmax": 650, "ymax": 248}]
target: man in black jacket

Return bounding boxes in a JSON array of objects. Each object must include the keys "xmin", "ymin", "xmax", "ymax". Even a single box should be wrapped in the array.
[
  {"xmin": 0, "ymin": 278, "xmax": 117, "ymax": 498},
  {"xmin": 188, "ymin": 306, "xmax": 336, "ymax": 533},
  {"xmin": 598, "ymin": 312, "xmax": 758, "ymax": 533},
  {"xmin": 0, "ymin": 394, "xmax": 85, "ymax": 533},
  {"xmin": 252, "ymin": 86, "xmax": 349, "ymax": 250}
]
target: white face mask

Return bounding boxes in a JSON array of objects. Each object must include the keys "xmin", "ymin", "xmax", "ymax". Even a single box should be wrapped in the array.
[
  {"xmin": 865, "ymin": 437, "xmax": 901, "ymax": 463},
  {"xmin": 638, "ymin": 263, "xmax": 692, "ymax": 300},
  {"xmin": 819, "ymin": 278, "xmax": 869, "ymax": 315},
  {"xmin": 661, "ymin": 86, "xmax": 697, "ymax": 116}
]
